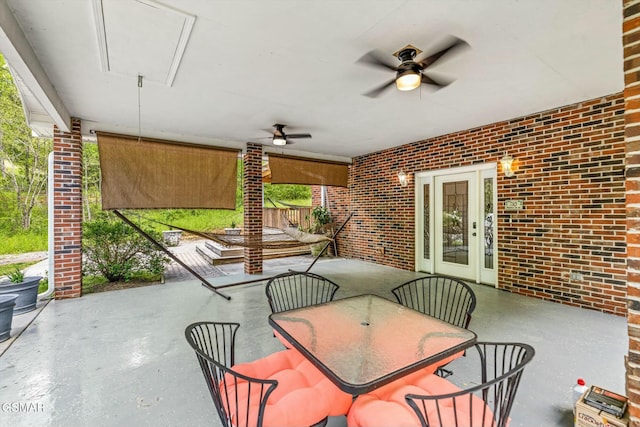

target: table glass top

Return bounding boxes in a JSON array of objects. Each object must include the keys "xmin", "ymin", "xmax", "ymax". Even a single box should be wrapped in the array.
[{"xmin": 269, "ymin": 294, "xmax": 476, "ymax": 393}]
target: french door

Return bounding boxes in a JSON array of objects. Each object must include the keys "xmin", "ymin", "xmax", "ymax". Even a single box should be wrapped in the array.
[{"xmin": 415, "ymin": 165, "xmax": 496, "ymax": 285}]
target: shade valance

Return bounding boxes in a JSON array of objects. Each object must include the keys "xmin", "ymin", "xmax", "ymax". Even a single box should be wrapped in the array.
[
  {"xmin": 268, "ymin": 154, "xmax": 349, "ymax": 187},
  {"xmin": 97, "ymin": 133, "xmax": 239, "ymax": 209}
]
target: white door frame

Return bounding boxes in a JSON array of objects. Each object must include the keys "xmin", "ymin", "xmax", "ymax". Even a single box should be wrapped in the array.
[{"xmin": 414, "ymin": 163, "xmax": 497, "ymax": 286}]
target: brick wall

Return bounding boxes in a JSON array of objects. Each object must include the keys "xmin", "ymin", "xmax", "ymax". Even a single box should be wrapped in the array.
[
  {"xmin": 498, "ymin": 97, "xmax": 626, "ymax": 314},
  {"xmin": 311, "ymin": 178, "xmax": 352, "ymax": 256},
  {"xmin": 625, "ymin": 0, "xmax": 640, "ymax": 423},
  {"xmin": 243, "ymin": 143, "xmax": 263, "ymax": 273},
  {"xmin": 52, "ymin": 118, "xmax": 83, "ymax": 299},
  {"xmin": 319, "ymin": 93, "xmax": 627, "ymax": 316}
]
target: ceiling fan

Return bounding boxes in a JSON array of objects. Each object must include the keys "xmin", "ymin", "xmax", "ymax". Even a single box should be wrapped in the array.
[
  {"xmin": 357, "ymin": 36, "xmax": 469, "ymax": 98},
  {"xmin": 264, "ymin": 123, "xmax": 312, "ymax": 146}
]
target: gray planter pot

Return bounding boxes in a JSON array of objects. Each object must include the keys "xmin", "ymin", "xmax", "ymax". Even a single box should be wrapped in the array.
[
  {"xmin": 162, "ymin": 230, "xmax": 182, "ymax": 247},
  {"xmin": 0, "ymin": 276, "xmax": 41, "ymax": 315},
  {"xmin": 0, "ymin": 294, "xmax": 18, "ymax": 342}
]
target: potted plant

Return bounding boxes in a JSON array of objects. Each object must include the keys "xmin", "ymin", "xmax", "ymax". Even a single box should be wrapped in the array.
[
  {"xmin": 309, "ymin": 206, "xmax": 332, "ymax": 235},
  {"xmin": 224, "ymin": 221, "xmax": 242, "ymax": 235},
  {"xmin": 0, "ymin": 268, "xmax": 41, "ymax": 315},
  {"xmin": 306, "ymin": 206, "xmax": 333, "ymax": 256},
  {"xmin": 0, "ymin": 294, "xmax": 18, "ymax": 342}
]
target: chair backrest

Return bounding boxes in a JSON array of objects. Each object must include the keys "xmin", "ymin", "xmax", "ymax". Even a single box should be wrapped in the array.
[
  {"xmin": 185, "ymin": 321, "xmax": 278, "ymax": 427},
  {"xmin": 392, "ymin": 275, "xmax": 477, "ymax": 329},
  {"xmin": 265, "ymin": 271, "xmax": 340, "ymax": 313},
  {"xmin": 405, "ymin": 342, "xmax": 535, "ymax": 427}
]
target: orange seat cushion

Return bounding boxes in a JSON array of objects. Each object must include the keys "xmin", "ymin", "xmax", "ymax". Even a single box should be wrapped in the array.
[
  {"xmin": 224, "ymin": 348, "xmax": 352, "ymax": 427},
  {"xmin": 348, "ymin": 354, "xmax": 498, "ymax": 427}
]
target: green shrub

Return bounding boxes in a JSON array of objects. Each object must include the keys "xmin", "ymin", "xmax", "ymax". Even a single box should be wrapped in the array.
[{"xmin": 82, "ymin": 213, "xmax": 169, "ymax": 282}]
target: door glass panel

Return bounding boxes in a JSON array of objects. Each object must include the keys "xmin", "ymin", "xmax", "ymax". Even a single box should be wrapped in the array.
[
  {"xmin": 442, "ymin": 181, "xmax": 468, "ymax": 265},
  {"xmin": 484, "ymin": 177, "xmax": 494, "ymax": 269},
  {"xmin": 423, "ymin": 183, "xmax": 430, "ymax": 260}
]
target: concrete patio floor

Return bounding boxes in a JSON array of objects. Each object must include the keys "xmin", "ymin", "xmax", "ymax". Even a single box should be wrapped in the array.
[{"xmin": 0, "ymin": 256, "xmax": 627, "ymax": 427}]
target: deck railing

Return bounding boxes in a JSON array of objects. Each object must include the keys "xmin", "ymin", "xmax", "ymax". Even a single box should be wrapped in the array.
[{"xmin": 263, "ymin": 207, "xmax": 312, "ymax": 230}]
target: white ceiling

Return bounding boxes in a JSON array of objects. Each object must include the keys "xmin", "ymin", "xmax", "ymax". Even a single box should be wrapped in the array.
[{"xmin": 2, "ymin": 0, "xmax": 624, "ymax": 162}]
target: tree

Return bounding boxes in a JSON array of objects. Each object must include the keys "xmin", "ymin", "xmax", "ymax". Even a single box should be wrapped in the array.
[
  {"xmin": 82, "ymin": 142, "xmax": 101, "ymax": 221},
  {"xmin": 0, "ymin": 55, "xmax": 51, "ymax": 230}
]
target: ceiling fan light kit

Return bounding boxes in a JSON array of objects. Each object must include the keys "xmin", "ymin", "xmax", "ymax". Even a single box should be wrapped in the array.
[
  {"xmin": 395, "ymin": 68, "xmax": 421, "ymax": 91},
  {"xmin": 273, "ymin": 136, "xmax": 287, "ymax": 145}
]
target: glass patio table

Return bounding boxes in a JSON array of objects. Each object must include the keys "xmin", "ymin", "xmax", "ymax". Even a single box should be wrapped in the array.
[{"xmin": 268, "ymin": 294, "xmax": 477, "ymax": 395}]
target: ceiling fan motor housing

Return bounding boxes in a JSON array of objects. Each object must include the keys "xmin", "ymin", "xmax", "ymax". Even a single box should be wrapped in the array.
[
  {"xmin": 273, "ymin": 123, "xmax": 286, "ymax": 136},
  {"xmin": 396, "ymin": 47, "xmax": 418, "ymax": 63}
]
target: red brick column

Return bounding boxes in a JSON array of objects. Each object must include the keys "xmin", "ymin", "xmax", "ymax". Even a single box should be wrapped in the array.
[
  {"xmin": 625, "ymin": 0, "xmax": 640, "ymax": 423},
  {"xmin": 52, "ymin": 118, "xmax": 83, "ymax": 298},
  {"xmin": 243, "ymin": 143, "xmax": 263, "ymax": 274}
]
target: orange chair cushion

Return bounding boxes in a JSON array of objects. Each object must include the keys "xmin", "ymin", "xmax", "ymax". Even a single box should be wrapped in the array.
[
  {"xmin": 348, "ymin": 354, "xmax": 498, "ymax": 427},
  {"xmin": 224, "ymin": 348, "xmax": 352, "ymax": 427}
]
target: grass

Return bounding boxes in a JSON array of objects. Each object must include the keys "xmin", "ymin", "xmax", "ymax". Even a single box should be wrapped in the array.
[
  {"xmin": 38, "ymin": 278, "xmax": 48, "ymax": 293},
  {"xmin": 125, "ymin": 208, "xmax": 245, "ymax": 234},
  {"xmin": 0, "ymin": 231, "xmax": 47, "ymax": 255},
  {"xmin": 264, "ymin": 199, "xmax": 311, "ymax": 208}
]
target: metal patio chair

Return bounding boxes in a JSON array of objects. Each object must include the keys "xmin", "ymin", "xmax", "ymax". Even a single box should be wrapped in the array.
[
  {"xmin": 406, "ymin": 342, "xmax": 535, "ymax": 427},
  {"xmin": 347, "ymin": 342, "xmax": 535, "ymax": 427},
  {"xmin": 185, "ymin": 321, "xmax": 349, "ymax": 427},
  {"xmin": 392, "ymin": 274, "xmax": 477, "ymax": 328},
  {"xmin": 392, "ymin": 274, "xmax": 477, "ymax": 377},
  {"xmin": 265, "ymin": 271, "xmax": 340, "ymax": 314}
]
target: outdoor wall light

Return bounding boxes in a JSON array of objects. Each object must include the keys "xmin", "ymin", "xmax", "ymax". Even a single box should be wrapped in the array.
[
  {"xmin": 500, "ymin": 153, "xmax": 515, "ymax": 177},
  {"xmin": 398, "ymin": 171, "xmax": 408, "ymax": 187}
]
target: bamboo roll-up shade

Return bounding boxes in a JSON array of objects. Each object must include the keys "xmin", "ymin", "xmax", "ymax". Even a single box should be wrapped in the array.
[
  {"xmin": 268, "ymin": 155, "xmax": 349, "ymax": 187},
  {"xmin": 97, "ymin": 133, "xmax": 239, "ymax": 209}
]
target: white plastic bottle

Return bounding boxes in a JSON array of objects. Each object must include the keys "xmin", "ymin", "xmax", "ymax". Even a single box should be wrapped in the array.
[{"xmin": 573, "ymin": 378, "xmax": 588, "ymax": 413}]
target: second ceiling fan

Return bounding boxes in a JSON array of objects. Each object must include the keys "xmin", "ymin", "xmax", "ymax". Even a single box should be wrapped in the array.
[
  {"xmin": 357, "ymin": 36, "xmax": 469, "ymax": 98},
  {"xmin": 268, "ymin": 123, "xmax": 312, "ymax": 146}
]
